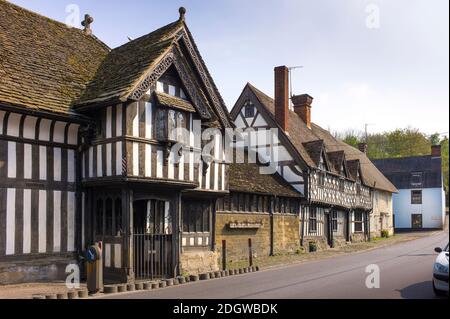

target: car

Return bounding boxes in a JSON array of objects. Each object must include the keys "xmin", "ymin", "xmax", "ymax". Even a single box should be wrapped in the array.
[{"xmin": 432, "ymin": 243, "xmax": 449, "ymax": 296}]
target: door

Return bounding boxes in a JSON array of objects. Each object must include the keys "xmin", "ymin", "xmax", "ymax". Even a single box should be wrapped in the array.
[
  {"xmin": 133, "ymin": 199, "xmax": 173, "ymax": 280},
  {"xmin": 411, "ymin": 214, "xmax": 423, "ymax": 229},
  {"xmin": 324, "ymin": 213, "xmax": 332, "ymax": 247}
]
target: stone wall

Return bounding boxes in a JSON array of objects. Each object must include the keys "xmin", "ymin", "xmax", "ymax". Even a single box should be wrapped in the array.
[
  {"xmin": 215, "ymin": 213, "xmax": 271, "ymax": 263},
  {"xmin": 179, "ymin": 250, "xmax": 219, "ymax": 275},
  {"xmin": 302, "ymin": 237, "xmax": 329, "ymax": 252},
  {"xmin": 371, "ymin": 190, "xmax": 394, "ymax": 237},
  {"xmin": 272, "ymin": 214, "xmax": 300, "ymax": 254}
]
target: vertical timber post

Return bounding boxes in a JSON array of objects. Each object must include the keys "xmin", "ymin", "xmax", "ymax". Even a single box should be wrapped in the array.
[{"xmin": 222, "ymin": 240, "xmax": 227, "ymax": 271}]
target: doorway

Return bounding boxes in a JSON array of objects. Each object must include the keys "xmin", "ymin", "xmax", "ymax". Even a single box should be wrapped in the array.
[
  {"xmin": 133, "ymin": 199, "xmax": 173, "ymax": 280},
  {"xmin": 411, "ymin": 214, "xmax": 423, "ymax": 229}
]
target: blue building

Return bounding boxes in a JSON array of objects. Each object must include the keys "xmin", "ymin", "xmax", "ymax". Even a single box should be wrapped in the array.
[{"xmin": 373, "ymin": 146, "xmax": 446, "ymax": 230}]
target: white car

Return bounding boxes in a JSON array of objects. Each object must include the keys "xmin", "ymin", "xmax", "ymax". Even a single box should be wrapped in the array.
[{"xmin": 433, "ymin": 243, "xmax": 449, "ymax": 296}]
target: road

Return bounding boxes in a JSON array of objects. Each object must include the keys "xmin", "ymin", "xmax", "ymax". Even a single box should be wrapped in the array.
[{"xmin": 103, "ymin": 231, "xmax": 448, "ymax": 299}]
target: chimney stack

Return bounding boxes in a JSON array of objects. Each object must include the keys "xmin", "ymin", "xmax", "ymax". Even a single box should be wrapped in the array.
[
  {"xmin": 81, "ymin": 14, "xmax": 94, "ymax": 35},
  {"xmin": 431, "ymin": 145, "xmax": 441, "ymax": 157},
  {"xmin": 274, "ymin": 66, "xmax": 289, "ymax": 132},
  {"xmin": 358, "ymin": 143, "xmax": 368, "ymax": 154},
  {"xmin": 292, "ymin": 94, "xmax": 313, "ymax": 129}
]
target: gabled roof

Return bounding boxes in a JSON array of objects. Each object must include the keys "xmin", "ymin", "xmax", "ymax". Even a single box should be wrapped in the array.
[
  {"xmin": 234, "ymin": 83, "xmax": 398, "ymax": 193},
  {"xmin": 76, "ymin": 20, "xmax": 183, "ymax": 106},
  {"xmin": 372, "ymin": 155, "xmax": 442, "ymax": 189},
  {"xmin": 0, "ymin": 2, "xmax": 232, "ymax": 127},
  {"xmin": 0, "ymin": 0, "xmax": 109, "ymax": 115},
  {"xmin": 229, "ymin": 150, "xmax": 301, "ymax": 198}
]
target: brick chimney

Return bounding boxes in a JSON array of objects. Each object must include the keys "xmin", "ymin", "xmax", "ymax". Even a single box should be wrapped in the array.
[
  {"xmin": 358, "ymin": 143, "xmax": 368, "ymax": 154},
  {"xmin": 292, "ymin": 94, "xmax": 313, "ymax": 129},
  {"xmin": 274, "ymin": 66, "xmax": 289, "ymax": 132},
  {"xmin": 431, "ymin": 145, "xmax": 441, "ymax": 157}
]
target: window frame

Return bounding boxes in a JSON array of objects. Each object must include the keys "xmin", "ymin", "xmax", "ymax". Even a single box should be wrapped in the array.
[
  {"xmin": 354, "ymin": 212, "xmax": 363, "ymax": 233},
  {"xmin": 411, "ymin": 190, "xmax": 422, "ymax": 205},
  {"xmin": 309, "ymin": 208, "xmax": 318, "ymax": 233}
]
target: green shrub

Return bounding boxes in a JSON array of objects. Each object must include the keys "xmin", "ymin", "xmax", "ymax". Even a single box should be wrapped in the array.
[
  {"xmin": 309, "ymin": 242, "xmax": 317, "ymax": 252},
  {"xmin": 381, "ymin": 230, "xmax": 389, "ymax": 238}
]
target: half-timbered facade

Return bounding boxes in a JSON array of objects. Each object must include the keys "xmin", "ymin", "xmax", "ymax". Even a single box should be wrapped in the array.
[
  {"xmin": 0, "ymin": 2, "xmax": 232, "ymax": 283},
  {"xmin": 230, "ymin": 66, "xmax": 398, "ymax": 250}
]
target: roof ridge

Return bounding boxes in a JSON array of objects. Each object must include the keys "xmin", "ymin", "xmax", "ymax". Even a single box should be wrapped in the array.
[{"xmin": 1, "ymin": 0, "xmax": 110, "ymax": 51}]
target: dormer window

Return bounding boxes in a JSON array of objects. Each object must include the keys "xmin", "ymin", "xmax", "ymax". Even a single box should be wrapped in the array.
[
  {"xmin": 411, "ymin": 172, "xmax": 423, "ymax": 187},
  {"xmin": 244, "ymin": 100, "xmax": 255, "ymax": 118},
  {"xmin": 155, "ymin": 107, "xmax": 187, "ymax": 144},
  {"xmin": 319, "ymin": 153, "xmax": 327, "ymax": 171},
  {"xmin": 340, "ymin": 163, "xmax": 347, "ymax": 177}
]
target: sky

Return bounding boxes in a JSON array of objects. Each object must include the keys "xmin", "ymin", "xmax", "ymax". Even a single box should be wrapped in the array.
[{"xmin": 9, "ymin": 0, "xmax": 449, "ymax": 137}]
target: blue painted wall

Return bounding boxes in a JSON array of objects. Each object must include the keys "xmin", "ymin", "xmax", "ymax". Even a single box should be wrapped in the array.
[{"xmin": 393, "ymin": 188, "xmax": 445, "ymax": 229}]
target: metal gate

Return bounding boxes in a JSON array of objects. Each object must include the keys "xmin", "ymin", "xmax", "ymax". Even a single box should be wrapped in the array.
[{"xmin": 133, "ymin": 233, "xmax": 173, "ymax": 280}]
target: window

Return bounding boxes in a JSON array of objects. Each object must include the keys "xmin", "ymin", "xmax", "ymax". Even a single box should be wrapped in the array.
[
  {"xmin": 411, "ymin": 172, "xmax": 423, "ymax": 187},
  {"xmin": 105, "ymin": 198, "xmax": 113, "ymax": 236},
  {"xmin": 411, "ymin": 190, "xmax": 422, "ymax": 204},
  {"xmin": 96, "ymin": 196, "xmax": 123, "ymax": 236},
  {"xmin": 332, "ymin": 211, "xmax": 338, "ymax": 232},
  {"xmin": 115, "ymin": 199, "xmax": 122, "ymax": 236},
  {"xmin": 183, "ymin": 200, "xmax": 210, "ymax": 233},
  {"xmin": 319, "ymin": 154, "xmax": 327, "ymax": 171},
  {"xmin": 144, "ymin": 200, "xmax": 171, "ymax": 234},
  {"xmin": 354, "ymin": 212, "xmax": 363, "ymax": 232},
  {"xmin": 95, "ymin": 199, "xmax": 104, "ymax": 235},
  {"xmin": 244, "ymin": 101, "xmax": 255, "ymax": 118},
  {"xmin": 309, "ymin": 208, "xmax": 317, "ymax": 233}
]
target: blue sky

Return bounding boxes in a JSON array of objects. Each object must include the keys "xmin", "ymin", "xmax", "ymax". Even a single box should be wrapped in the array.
[{"xmin": 10, "ymin": 0, "xmax": 449, "ymax": 136}]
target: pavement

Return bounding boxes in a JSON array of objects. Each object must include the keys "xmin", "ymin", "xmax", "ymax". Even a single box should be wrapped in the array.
[{"xmin": 101, "ymin": 230, "xmax": 449, "ymax": 299}]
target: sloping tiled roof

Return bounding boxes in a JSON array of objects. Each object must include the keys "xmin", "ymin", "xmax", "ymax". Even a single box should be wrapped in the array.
[
  {"xmin": 76, "ymin": 20, "xmax": 184, "ymax": 106},
  {"xmin": 154, "ymin": 92, "xmax": 196, "ymax": 112},
  {"xmin": 0, "ymin": 0, "xmax": 109, "ymax": 115},
  {"xmin": 229, "ymin": 151, "xmax": 301, "ymax": 198},
  {"xmin": 244, "ymin": 83, "xmax": 398, "ymax": 193},
  {"xmin": 372, "ymin": 155, "xmax": 442, "ymax": 189}
]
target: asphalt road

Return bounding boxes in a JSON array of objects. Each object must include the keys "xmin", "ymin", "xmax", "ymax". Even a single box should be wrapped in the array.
[{"xmin": 103, "ymin": 231, "xmax": 449, "ymax": 299}]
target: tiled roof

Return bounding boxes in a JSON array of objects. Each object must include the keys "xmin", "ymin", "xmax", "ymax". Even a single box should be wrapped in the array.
[
  {"xmin": 229, "ymin": 151, "xmax": 301, "ymax": 198},
  {"xmin": 372, "ymin": 155, "xmax": 442, "ymax": 189},
  {"xmin": 0, "ymin": 0, "xmax": 109, "ymax": 115},
  {"xmin": 76, "ymin": 20, "xmax": 184, "ymax": 106},
  {"xmin": 244, "ymin": 83, "xmax": 398, "ymax": 193},
  {"xmin": 154, "ymin": 92, "xmax": 196, "ymax": 113}
]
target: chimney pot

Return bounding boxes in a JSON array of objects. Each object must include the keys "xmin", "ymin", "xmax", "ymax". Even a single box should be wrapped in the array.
[
  {"xmin": 358, "ymin": 143, "xmax": 368, "ymax": 154},
  {"xmin": 292, "ymin": 94, "xmax": 313, "ymax": 129},
  {"xmin": 431, "ymin": 145, "xmax": 441, "ymax": 157},
  {"xmin": 274, "ymin": 66, "xmax": 289, "ymax": 132}
]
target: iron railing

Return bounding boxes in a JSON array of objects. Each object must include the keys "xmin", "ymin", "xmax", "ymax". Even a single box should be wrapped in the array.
[{"xmin": 133, "ymin": 234, "xmax": 173, "ymax": 280}]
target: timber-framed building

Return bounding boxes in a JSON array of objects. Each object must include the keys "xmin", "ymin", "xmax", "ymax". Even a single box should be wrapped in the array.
[
  {"xmin": 0, "ymin": 2, "xmax": 232, "ymax": 283},
  {"xmin": 230, "ymin": 67, "xmax": 398, "ymax": 250}
]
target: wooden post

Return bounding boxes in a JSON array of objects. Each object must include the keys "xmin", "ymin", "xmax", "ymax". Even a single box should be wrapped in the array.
[
  {"xmin": 222, "ymin": 240, "xmax": 227, "ymax": 270},
  {"xmin": 248, "ymin": 238, "xmax": 253, "ymax": 267}
]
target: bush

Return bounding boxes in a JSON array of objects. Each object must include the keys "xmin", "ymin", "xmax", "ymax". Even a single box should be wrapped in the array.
[
  {"xmin": 309, "ymin": 242, "xmax": 317, "ymax": 252},
  {"xmin": 381, "ymin": 230, "xmax": 390, "ymax": 238}
]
